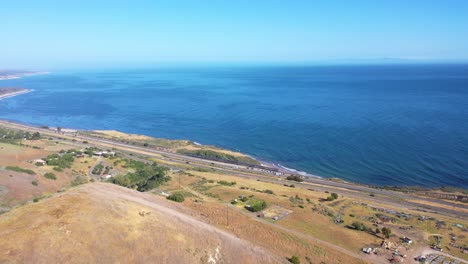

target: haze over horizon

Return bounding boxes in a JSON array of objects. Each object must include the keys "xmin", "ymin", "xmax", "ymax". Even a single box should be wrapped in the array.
[{"xmin": 2, "ymin": 0, "xmax": 468, "ymax": 69}]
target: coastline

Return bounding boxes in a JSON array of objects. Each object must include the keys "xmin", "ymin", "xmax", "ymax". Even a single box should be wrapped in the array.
[
  {"xmin": 0, "ymin": 71, "xmax": 49, "ymax": 81},
  {"xmin": 0, "ymin": 89, "xmax": 33, "ymax": 100},
  {"xmin": 0, "ymin": 118, "xmax": 464, "ymax": 191}
]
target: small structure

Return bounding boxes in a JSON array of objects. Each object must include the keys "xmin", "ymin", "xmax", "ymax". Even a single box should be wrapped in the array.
[
  {"xmin": 33, "ymin": 159, "xmax": 47, "ymax": 166},
  {"xmin": 361, "ymin": 248, "xmax": 373, "ymax": 254},
  {"xmin": 101, "ymin": 174, "xmax": 112, "ymax": 179},
  {"xmin": 401, "ymin": 236, "xmax": 412, "ymax": 244}
]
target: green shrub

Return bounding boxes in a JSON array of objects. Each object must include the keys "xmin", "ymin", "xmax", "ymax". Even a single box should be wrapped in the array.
[
  {"xmin": 246, "ymin": 199, "xmax": 267, "ymax": 212},
  {"xmin": 288, "ymin": 255, "xmax": 300, "ymax": 264},
  {"xmin": 263, "ymin": 189, "xmax": 274, "ymax": 194},
  {"xmin": 44, "ymin": 172, "xmax": 57, "ymax": 180},
  {"xmin": 53, "ymin": 167, "xmax": 63, "ymax": 172},
  {"xmin": 167, "ymin": 192, "xmax": 185, "ymax": 203},
  {"xmin": 31, "ymin": 180, "xmax": 38, "ymax": 186},
  {"xmin": 70, "ymin": 176, "xmax": 88, "ymax": 186},
  {"xmin": 286, "ymin": 175, "xmax": 304, "ymax": 182},
  {"xmin": 5, "ymin": 166, "xmax": 35, "ymax": 175},
  {"xmin": 33, "ymin": 198, "xmax": 39, "ymax": 203},
  {"xmin": 325, "ymin": 192, "xmax": 339, "ymax": 201},
  {"xmin": 217, "ymin": 180, "xmax": 236, "ymax": 186}
]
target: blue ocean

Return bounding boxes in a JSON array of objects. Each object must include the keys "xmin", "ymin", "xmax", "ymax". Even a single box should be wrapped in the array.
[{"xmin": 1, "ymin": 65, "xmax": 467, "ymax": 188}]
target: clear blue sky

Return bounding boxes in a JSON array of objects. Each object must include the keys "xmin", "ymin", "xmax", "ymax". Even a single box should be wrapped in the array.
[{"xmin": 2, "ymin": 0, "xmax": 468, "ymax": 69}]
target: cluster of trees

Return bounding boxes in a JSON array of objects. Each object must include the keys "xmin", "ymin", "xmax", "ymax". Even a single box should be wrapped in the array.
[
  {"xmin": 0, "ymin": 128, "xmax": 41, "ymax": 143},
  {"xmin": 286, "ymin": 175, "xmax": 304, "ymax": 182},
  {"xmin": 110, "ymin": 160, "xmax": 169, "ymax": 192},
  {"xmin": 92, "ymin": 163, "xmax": 104, "ymax": 175},
  {"xmin": 177, "ymin": 149, "xmax": 259, "ymax": 165},
  {"xmin": 350, "ymin": 222, "xmax": 392, "ymax": 238},
  {"xmin": 44, "ymin": 153, "xmax": 74, "ymax": 170}
]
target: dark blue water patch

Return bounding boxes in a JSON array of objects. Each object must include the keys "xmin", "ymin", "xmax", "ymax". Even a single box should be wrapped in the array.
[{"xmin": 1, "ymin": 65, "xmax": 467, "ymax": 188}]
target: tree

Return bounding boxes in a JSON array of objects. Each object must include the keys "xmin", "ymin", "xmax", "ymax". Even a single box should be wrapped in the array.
[
  {"xmin": 376, "ymin": 228, "xmax": 381, "ymax": 234},
  {"xmin": 382, "ymin": 227, "xmax": 392, "ymax": 238}
]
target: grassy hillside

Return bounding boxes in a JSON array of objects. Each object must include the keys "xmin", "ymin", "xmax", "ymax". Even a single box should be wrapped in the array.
[{"xmin": 0, "ymin": 183, "xmax": 283, "ymax": 264}]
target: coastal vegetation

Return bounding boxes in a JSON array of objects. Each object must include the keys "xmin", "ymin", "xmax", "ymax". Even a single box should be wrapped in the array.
[
  {"xmin": 177, "ymin": 149, "xmax": 259, "ymax": 165},
  {"xmin": 109, "ymin": 160, "xmax": 169, "ymax": 191},
  {"xmin": 286, "ymin": 175, "xmax": 304, "ymax": 182},
  {"xmin": 0, "ymin": 128, "xmax": 41, "ymax": 143}
]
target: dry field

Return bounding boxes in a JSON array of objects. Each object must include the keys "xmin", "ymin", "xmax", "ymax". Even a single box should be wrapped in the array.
[
  {"xmin": 0, "ymin": 142, "xmax": 79, "ymax": 208},
  {"xmin": 155, "ymin": 168, "xmax": 468, "ymax": 263}
]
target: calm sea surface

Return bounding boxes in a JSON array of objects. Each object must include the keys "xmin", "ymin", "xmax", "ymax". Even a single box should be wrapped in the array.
[{"xmin": 1, "ymin": 65, "xmax": 467, "ymax": 187}]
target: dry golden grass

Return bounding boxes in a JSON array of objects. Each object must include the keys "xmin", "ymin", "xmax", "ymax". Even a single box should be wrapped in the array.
[
  {"xmin": 0, "ymin": 142, "xmax": 83, "ymax": 207},
  {"xmin": 0, "ymin": 183, "xmax": 284, "ymax": 264}
]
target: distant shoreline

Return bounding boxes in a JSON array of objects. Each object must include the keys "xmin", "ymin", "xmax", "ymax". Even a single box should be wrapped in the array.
[
  {"xmin": 0, "ymin": 89, "xmax": 32, "ymax": 100},
  {"xmin": 0, "ymin": 71, "xmax": 49, "ymax": 81}
]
